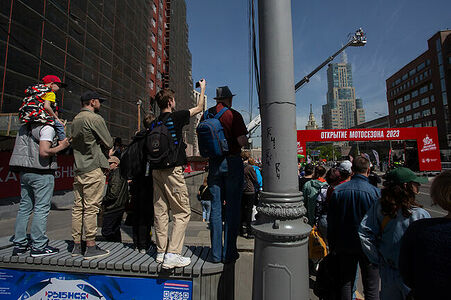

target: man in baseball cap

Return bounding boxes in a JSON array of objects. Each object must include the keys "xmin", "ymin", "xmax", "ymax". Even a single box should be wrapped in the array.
[
  {"xmin": 385, "ymin": 167, "xmax": 428, "ymax": 185},
  {"xmin": 71, "ymin": 90, "xmax": 113, "ymax": 259}
]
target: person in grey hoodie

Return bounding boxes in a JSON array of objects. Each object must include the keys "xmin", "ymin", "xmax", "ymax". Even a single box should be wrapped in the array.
[{"xmin": 359, "ymin": 167, "xmax": 430, "ymax": 300}]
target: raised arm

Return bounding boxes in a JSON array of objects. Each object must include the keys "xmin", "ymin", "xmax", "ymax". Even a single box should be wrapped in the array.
[{"xmin": 189, "ymin": 79, "xmax": 206, "ymax": 117}]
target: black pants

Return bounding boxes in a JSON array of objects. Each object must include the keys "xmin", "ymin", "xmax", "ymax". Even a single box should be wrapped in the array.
[
  {"xmin": 335, "ymin": 251, "xmax": 380, "ymax": 300},
  {"xmin": 101, "ymin": 210, "xmax": 124, "ymax": 242},
  {"xmin": 240, "ymin": 193, "xmax": 255, "ymax": 234},
  {"xmin": 130, "ymin": 176, "xmax": 154, "ymax": 251}
]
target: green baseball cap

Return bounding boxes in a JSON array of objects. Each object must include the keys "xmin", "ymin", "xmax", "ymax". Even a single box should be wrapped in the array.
[{"xmin": 386, "ymin": 167, "xmax": 428, "ymax": 184}]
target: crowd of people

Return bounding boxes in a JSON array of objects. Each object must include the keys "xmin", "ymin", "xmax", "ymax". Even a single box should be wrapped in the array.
[
  {"xmin": 298, "ymin": 158, "xmax": 451, "ymax": 300},
  {"xmin": 8, "ymin": 75, "xmax": 451, "ymax": 297}
]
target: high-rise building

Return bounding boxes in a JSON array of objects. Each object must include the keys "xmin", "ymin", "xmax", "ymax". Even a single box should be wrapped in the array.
[
  {"xmin": 0, "ymin": 0, "xmax": 194, "ymax": 145},
  {"xmin": 322, "ymin": 57, "xmax": 365, "ymax": 129},
  {"xmin": 386, "ymin": 30, "xmax": 451, "ymax": 160},
  {"xmin": 305, "ymin": 104, "xmax": 319, "ymax": 130}
]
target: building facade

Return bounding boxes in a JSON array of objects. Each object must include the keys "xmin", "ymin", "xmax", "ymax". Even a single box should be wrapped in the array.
[
  {"xmin": 0, "ymin": 0, "xmax": 194, "ymax": 145},
  {"xmin": 322, "ymin": 60, "xmax": 365, "ymax": 129},
  {"xmin": 386, "ymin": 30, "xmax": 451, "ymax": 160}
]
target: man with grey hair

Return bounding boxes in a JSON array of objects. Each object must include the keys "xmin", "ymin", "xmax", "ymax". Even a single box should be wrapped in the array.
[{"xmin": 327, "ymin": 156, "xmax": 381, "ymax": 300}]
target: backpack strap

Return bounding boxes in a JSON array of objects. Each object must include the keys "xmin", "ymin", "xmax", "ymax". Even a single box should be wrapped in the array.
[{"xmin": 214, "ymin": 107, "xmax": 228, "ymax": 119}]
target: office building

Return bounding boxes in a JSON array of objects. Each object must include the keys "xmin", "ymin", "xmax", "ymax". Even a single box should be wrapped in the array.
[
  {"xmin": 322, "ymin": 57, "xmax": 365, "ymax": 129},
  {"xmin": 386, "ymin": 30, "xmax": 451, "ymax": 160}
]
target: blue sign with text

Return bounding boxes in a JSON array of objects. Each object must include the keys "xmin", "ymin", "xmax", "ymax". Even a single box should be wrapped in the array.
[{"xmin": 0, "ymin": 268, "xmax": 192, "ymax": 300}]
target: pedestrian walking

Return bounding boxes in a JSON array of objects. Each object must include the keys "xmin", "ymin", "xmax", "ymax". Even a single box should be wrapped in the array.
[
  {"xmin": 299, "ymin": 163, "xmax": 314, "ymax": 191},
  {"xmin": 151, "ymin": 80, "xmax": 206, "ymax": 269},
  {"xmin": 399, "ymin": 170, "xmax": 451, "ymax": 300},
  {"xmin": 71, "ymin": 91, "xmax": 113, "ymax": 259},
  {"xmin": 241, "ymin": 151, "xmax": 258, "ymax": 239},
  {"xmin": 197, "ymin": 177, "xmax": 212, "ymax": 224},
  {"xmin": 327, "ymin": 156, "xmax": 381, "ymax": 300},
  {"xmin": 303, "ymin": 165, "xmax": 327, "ymax": 226},
  {"xmin": 202, "ymin": 86, "xmax": 249, "ymax": 263},
  {"xmin": 101, "ymin": 156, "xmax": 129, "ymax": 242},
  {"xmin": 9, "ymin": 122, "xmax": 70, "ymax": 257},
  {"xmin": 359, "ymin": 167, "xmax": 430, "ymax": 299}
]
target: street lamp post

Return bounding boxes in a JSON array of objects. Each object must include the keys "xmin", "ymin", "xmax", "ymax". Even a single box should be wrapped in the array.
[{"xmin": 252, "ymin": 1, "xmax": 311, "ymax": 299}]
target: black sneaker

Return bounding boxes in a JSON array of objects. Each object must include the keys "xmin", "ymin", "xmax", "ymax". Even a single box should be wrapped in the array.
[
  {"xmin": 12, "ymin": 244, "xmax": 29, "ymax": 256},
  {"xmin": 84, "ymin": 245, "xmax": 109, "ymax": 260},
  {"xmin": 30, "ymin": 245, "xmax": 59, "ymax": 257}
]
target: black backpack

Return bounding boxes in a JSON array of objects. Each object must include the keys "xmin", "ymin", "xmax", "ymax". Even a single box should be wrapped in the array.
[
  {"xmin": 146, "ymin": 114, "xmax": 179, "ymax": 169},
  {"xmin": 119, "ymin": 130, "xmax": 148, "ymax": 179}
]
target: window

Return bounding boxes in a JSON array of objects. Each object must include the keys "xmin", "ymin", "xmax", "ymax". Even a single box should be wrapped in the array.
[
  {"xmin": 406, "ymin": 115, "xmax": 412, "ymax": 121},
  {"xmin": 414, "ymin": 123, "xmax": 422, "ymax": 128},
  {"xmin": 151, "ymin": 47, "xmax": 155, "ymax": 58},
  {"xmin": 426, "ymin": 59, "xmax": 431, "ymax": 66},
  {"xmin": 421, "ymin": 97, "xmax": 429, "ymax": 105},
  {"xmin": 402, "ymin": 73, "xmax": 408, "ymax": 81},
  {"xmin": 152, "ymin": 18, "xmax": 156, "ymax": 27},
  {"xmin": 422, "ymin": 109, "xmax": 431, "ymax": 117},
  {"xmin": 150, "ymin": 65, "xmax": 154, "ymax": 74},
  {"xmin": 412, "ymin": 101, "xmax": 420, "ymax": 109},
  {"xmin": 395, "ymin": 79, "xmax": 401, "ymax": 85},
  {"xmin": 417, "ymin": 62, "xmax": 425, "ymax": 71},
  {"xmin": 430, "ymin": 94, "xmax": 435, "ymax": 102},
  {"xmin": 152, "ymin": 3, "xmax": 157, "ymax": 13},
  {"xmin": 432, "ymin": 107, "xmax": 436, "ymax": 114},
  {"xmin": 404, "ymin": 94, "xmax": 410, "ymax": 101},
  {"xmin": 409, "ymin": 69, "xmax": 416, "ymax": 76},
  {"xmin": 413, "ymin": 112, "xmax": 421, "ymax": 119},
  {"xmin": 152, "ymin": 33, "xmax": 156, "ymax": 43},
  {"xmin": 405, "ymin": 104, "xmax": 411, "ymax": 111},
  {"xmin": 419, "ymin": 74, "xmax": 423, "ymax": 81},
  {"xmin": 441, "ymin": 79, "xmax": 446, "ymax": 92},
  {"xmin": 399, "ymin": 117, "xmax": 405, "ymax": 124},
  {"xmin": 398, "ymin": 107, "xmax": 404, "ymax": 114},
  {"xmin": 411, "ymin": 90, "xmax": 418, "ymax": 98},
  {"xmin": 433, "ymin": 120, "xmax": 437, "ymax": 126}
]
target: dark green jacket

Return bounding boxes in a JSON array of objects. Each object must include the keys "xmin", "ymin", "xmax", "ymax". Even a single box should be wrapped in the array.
[
  {"xmin": 103, "ymin": 168, "xmax": 129, "ymax": 213},
  {"xmin": 71, "ymin": 108, "xmax": 113, "ymax": 174}
]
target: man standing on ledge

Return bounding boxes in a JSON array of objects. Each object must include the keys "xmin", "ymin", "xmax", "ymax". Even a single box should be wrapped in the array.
[
  {"xmin": 206, "ymin": 86, "xmax": 248, "ymax": 263},
  {"xmin": 153, "ymin": 80, "xmax": 206, "ymax": 269},
  {"xmin": 71, "ymin": 91, "xmax": 113, "ymax": 259},
  {"xmin": 10, "ymin": 122, "xmax": 70, "ymax": 257}
]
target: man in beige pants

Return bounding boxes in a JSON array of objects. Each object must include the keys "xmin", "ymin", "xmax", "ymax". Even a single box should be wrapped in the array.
[
  {"xmin": 151, "ymin": 80, "xmax": 206, "ymax": 269},
  {"xmin": 71, "ymin": 91, "xmax": 113, "ymax": 259}
]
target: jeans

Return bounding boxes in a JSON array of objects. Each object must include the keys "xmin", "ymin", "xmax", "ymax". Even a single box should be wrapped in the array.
[
  {"xmin": 335, "ymin": 251, "xmax": 380, "ymax": 300},
  {"xmin": 201, "ymin": 200, "xmax": 211, "ymax": 221},
  {"xmin": 208, "ymin": 156, "xmax": 244, "ymax": 262},
  {"xmin": 53, "ymin": 119, "xmax": 66, "ymax": 140},
  {"xmin": 14, "ymin": 172, "xmax": 54, "ymax": 250}
]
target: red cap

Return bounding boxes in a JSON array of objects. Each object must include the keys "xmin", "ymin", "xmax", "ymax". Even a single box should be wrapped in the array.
[{"xmin": 42, "ymin": 75, "xmax": 66, "ymax": 87}]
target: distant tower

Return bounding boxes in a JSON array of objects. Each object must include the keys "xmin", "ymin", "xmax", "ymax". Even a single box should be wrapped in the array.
[{"xmin": 305, "ymin": 104, "xmax": 319, "ymax": 130}]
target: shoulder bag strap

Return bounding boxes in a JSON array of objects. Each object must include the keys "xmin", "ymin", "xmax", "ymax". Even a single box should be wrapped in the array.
[{"xmin": 214, "ymin": 107, "xmax": 228, "ymax": 119}]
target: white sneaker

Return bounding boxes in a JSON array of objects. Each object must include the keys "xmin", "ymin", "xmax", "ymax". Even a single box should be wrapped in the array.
[
  {"xmin": 162, "ymin": 253, "xmax": 191, "ymax": 269},
  {"xmin": 156, "ymin": 252, "xmax": 165, "ymax": 263}
]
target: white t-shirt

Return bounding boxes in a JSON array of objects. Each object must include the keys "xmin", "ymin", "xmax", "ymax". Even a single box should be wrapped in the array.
[{"xmin": 39, "ymin": 125, "xmax": 56, "ymax": 142}]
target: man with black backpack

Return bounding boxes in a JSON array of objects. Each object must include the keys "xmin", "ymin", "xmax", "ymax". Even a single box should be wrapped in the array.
[
  {"xmin": 198, "ymin": 86, "xmax": 249, "ymax": 263},
  {"xmin": 150, "ymin": 80, "xmax": 206, "ymax": 269}
]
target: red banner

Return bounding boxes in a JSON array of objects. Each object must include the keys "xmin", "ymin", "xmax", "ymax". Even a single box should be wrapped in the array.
[
  {"xmin": 0, "ymin": 152, "xmax": 75, "ymax": 199},
  {"xmin": 297, "ymin": 127, "xmax": 442, "ymax": 171}
]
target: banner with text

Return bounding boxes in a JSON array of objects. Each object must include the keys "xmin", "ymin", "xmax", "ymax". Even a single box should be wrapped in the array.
[
  {"xmin": 297, "ymin": 127, "xmax": 441, "ymax": 171},
  {"xmin": 0, "ymin": 152, "xmax": 74, "ymax": 199}
]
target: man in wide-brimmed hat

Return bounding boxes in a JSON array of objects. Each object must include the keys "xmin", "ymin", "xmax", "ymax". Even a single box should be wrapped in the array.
[{"xmin": 202, "ymin": 86, "xmax": 249, "ymax": 263}]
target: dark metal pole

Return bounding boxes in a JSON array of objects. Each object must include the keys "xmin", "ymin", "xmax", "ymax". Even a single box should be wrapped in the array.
[{"xmin": 252, "ymin": 0, "xmax": 311, "ymax": 299}]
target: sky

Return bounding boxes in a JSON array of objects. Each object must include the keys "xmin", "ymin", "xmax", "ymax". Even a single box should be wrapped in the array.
[{"xmin": 186, "ymin": 0, "xmax": 451, "ymax": 144}]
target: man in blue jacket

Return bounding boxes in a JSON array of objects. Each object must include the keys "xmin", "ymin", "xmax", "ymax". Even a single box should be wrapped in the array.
[{"xmin": 327, "ymin": 156, "xmax": 380, "ymax": 300}]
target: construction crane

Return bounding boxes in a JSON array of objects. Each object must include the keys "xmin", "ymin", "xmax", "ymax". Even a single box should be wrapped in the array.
[{"xmin": 247, "ymin": 28, "xmax": 367, "ymax": 135}]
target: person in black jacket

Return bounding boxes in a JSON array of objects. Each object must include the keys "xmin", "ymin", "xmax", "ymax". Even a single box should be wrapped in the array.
[
  {"xmin": 101, "ymin": 156, "xmax": 129, "ymax": 242},
  {"xmin": 241, "ymin": 151, "xmax": 258, "ymax": 239}
]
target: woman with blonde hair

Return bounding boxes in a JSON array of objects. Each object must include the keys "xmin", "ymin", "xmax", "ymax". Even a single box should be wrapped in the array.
[{"xmin": 399, "ymin": 170, "xmax": 451, "ymax": 300}]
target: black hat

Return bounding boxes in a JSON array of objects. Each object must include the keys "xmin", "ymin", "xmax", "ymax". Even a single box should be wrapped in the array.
[
  {"xmin": 81, "ymin": 91, "xmax": 106, "ymax": 103},
  {"xmin": 214, "ymin": 86, "xmax": 236, "ymax": 100}
]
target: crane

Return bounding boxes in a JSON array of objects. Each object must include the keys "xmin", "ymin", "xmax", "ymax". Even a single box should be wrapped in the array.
[{"xmin": 247, "ymin": 28, "xmax": 367, "ymax": 134}]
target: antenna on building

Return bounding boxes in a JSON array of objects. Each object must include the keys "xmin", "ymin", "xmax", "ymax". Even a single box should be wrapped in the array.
[{"xmin": 310, "ymin": 104, "xmax": 313, "ymax": 114}]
